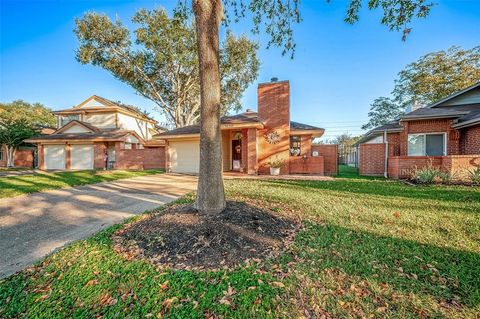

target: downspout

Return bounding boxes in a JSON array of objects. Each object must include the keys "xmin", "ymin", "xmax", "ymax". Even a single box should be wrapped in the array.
[{"xmin": 384, "ymin": 130, "xmax": 388, "ymax": 178}]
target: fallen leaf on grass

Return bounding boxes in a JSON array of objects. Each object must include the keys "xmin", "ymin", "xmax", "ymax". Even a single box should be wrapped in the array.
[
  {"xmin": 160, "ymin": 280, "xmax": 169, "ymax": 290},
  {"xmin": 34, "ymin": 294, "xmax": 49, "ymax": 302},
  {"xmin": 99, "ymin": 293, "xmax": 117, "ymax": 306},
  {"xmin": 85, "ymin": 279, "xmax": 99, "ymax": 287},
  {"xmin": 271, "ymin": 281, "xmax": 285, "ymax": 288}
]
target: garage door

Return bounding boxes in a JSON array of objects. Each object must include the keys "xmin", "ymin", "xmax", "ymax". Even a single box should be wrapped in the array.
[
  {"xmin": 169, "ymin": 140, "xmax": 200, "ymax": 173},
  {"xmin": 44, "ymin": 145, "xmax": 66, "ymax": 170},
  {"xmin": 71, "ymin": 145, "xmax": 94, "ymax": 170}
]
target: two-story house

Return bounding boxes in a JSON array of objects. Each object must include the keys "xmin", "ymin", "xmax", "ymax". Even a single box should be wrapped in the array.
[{"xmin": 26, "ymin": 95, "xmax": 165, "ymax": 170}]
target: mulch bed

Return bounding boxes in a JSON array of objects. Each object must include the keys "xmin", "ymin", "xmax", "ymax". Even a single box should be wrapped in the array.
[{"xmin": 112, "ymin": 201, "xmax": 300, "ymax": 271}]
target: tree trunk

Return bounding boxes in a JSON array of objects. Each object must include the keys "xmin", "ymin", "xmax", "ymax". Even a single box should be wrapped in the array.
[
  {"xmin": 192, "ymin": 0, "xmax": 226, "ymax": 215},
  {"xmin": 6, "ymin": 145, "xmax": 16, "ymax": 168}
]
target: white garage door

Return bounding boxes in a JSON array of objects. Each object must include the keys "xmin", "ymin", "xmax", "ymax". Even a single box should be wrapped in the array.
[
  {"xmin": 44, "ymin": 145, "xmax": 66, "ymax": 170},
  {"xmin": 71, "ymin": 144, "xmax": 94, "ymax": 170},
  {"xmin": 169, "ymin": 140, "xmax": 200, "ymax": 173}
]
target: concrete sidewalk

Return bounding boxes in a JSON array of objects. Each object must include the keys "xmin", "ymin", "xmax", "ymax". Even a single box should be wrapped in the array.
[{"xmin": 0, "ymin": 173, "xmax": 197, "ymax": 278}]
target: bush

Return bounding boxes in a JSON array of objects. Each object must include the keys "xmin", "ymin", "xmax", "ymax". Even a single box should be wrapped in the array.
[
  {"xmin": 468, "ymin": 167, "xmax": 480, "ymax": 185},
  {"xmin": 413, "ymin": 167, "xmax": 441, "ymax": 184},
  {"xmin": 411, "ymin": 166, "xmax": 452, "ymax": 184}
]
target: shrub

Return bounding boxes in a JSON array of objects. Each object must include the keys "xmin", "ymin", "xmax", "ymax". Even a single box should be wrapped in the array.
[
  {"xmin": 268, "ymin": 156, "xmax": 285, "ymax": 168},
  {"xmin": 413, "ymin": 167, "xmax": 441, "ymax": 184},
  {"xmin": 468, "ymin": 167, "xmax": 480, "ymax": 185},
  {"xmin": 411, "ymin": 165, "xmax": 453, "ymax": 185}
]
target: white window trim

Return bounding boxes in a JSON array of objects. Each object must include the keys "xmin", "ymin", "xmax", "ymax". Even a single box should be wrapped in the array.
[{"xmin": 407, "ymin": 132, "xmax": 447, "ymax": 156}]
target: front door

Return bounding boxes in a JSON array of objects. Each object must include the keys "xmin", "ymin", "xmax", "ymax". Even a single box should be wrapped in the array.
[{"xmin": 232, "ymin": 139, "xmax": 242, "ymax": 171}]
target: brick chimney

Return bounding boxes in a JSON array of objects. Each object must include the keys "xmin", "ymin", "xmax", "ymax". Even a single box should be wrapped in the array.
[
  {"xmin": 257, "ymin": 79, "xmax": 290, "ymax": 129},
  {"xmin": 257, "ymin": 79, "xmax": 291, "ymax": 174}
]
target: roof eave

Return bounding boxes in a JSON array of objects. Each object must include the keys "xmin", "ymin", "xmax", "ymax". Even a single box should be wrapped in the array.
[{"xmin": 452, "ymin": 118, "xmax": 480, "ymax": 129}]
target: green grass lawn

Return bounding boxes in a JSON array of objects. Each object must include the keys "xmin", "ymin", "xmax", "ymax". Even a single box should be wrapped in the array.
[
  {"xmin": 0, "ymin": 170, "xmax": 164, "ymax": 198},
  {"xmin": 1, "ymin": 168, "xmax": 479, "ymax": 318}
]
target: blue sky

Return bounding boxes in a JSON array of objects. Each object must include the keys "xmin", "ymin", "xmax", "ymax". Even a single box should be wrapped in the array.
[{"xmin": 1, "ymin": 0, "xmax": 479, "ymax": 140}]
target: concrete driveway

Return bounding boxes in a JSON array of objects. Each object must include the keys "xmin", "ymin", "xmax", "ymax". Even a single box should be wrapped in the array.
[{"xmin": 0, "ymin": 173, "xmax": 197, "ymax": 278}]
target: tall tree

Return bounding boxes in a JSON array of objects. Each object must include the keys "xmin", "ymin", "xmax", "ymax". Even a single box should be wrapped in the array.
[
  {"xmin": 189, "ymin": 0, "xmax": 433, "ymax": 214},
  {"xmin": 363, "ymin": 46, "xmax": 480, "ymax": 130},
  {"xmin": 75, "ymin": 8, "xmax": 259, "ymax": 128},
  {"xmin": 0, "ymin": 101, "xmax": 55, "ymax": 167}
]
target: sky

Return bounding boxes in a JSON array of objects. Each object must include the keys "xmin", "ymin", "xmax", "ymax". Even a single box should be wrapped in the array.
[{"xmin": 1, "ymin": 0, "xmax": 479, "ymax": 140}]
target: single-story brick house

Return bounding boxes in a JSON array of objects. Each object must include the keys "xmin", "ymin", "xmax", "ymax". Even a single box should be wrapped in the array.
[
  {"xmin": 358, "ymin": 82, "xmax": 480, "ymax": 178},
  {"xmin": 25, "ymin": 95, "xmax": 166, "ymax": 170},
  {"xmin": 154, "ymin": 79, "xmax": 338, "ymax": 175}
]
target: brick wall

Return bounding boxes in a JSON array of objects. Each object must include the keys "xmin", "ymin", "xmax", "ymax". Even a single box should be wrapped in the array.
[
  {"xmin": 0, "ymin": 145, "xmax": 34, "ymax": 168},
  {"xmin": 388, "ymin": 156, "xmax": 443, "ymax": 179},
  {"xmin": 388, "ymin": 155, "xmax": 480, "ymax": 180},
  {"xmin": 94, "ymin": 142, "xmax": 108, "ymax": 169},
  {"xmin": 116, "ymin": 147, "xmax": 165, "ymax": 170},
  {"xmin": 399, "ymin": 119, "xmax": 460, "ymax": 155},
  {"xmin": 311, "ymin": 144, "xmax": 338, "ymax": 175},
  {"xmin": 461, "ymin": 125, "xmax": 480, "ymax": 155},
  {"xmin": 359, "ymin": 143, "xmax": 385, "ymax": 176},
  {"xmin": 289, "ymin": 156, "xmax": 324, "ymax": 174},
  {"xmin": 257, "ymin": 81, "xmax": 290, "ymax": 174}
]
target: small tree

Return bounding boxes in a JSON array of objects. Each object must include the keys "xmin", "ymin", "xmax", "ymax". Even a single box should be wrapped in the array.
[
  {"xmin": 363, "ymin": 46, "xmax": 480, "ymax": 130},
  {"xmin": 75, "ymin": 8, "xmax": 259, "ymax": 127},
  {"xmin": 0, "ymin": 101, "xmax": 55, "ymax": 167}
]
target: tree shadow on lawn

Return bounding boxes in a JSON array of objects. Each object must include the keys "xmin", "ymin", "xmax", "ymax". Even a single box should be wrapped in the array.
[
  {"xmin": 267, "ymin": 178, "xmax": 480, "ymax": 204},
  {"xmin": 288, "ymin": 221, "xmax": 480, "ymax": 316}
]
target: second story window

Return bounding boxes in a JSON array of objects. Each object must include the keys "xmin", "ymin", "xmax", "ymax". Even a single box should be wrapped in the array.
[
  {"xmin": 60, "ymin": 115, "xmax": 80, "ymax": 127},
  {"xmin": 290, "ymin": 136, "xmax": 301, "ymax": 156}
]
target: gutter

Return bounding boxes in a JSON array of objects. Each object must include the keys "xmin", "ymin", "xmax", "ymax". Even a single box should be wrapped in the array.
[
  {"xmin": 384, "ymin": 130, "xmax": 388, "ymax": 178},
  {"xmin": 452, "ymin": 118, "xmax": 480, "ymax": 129}
]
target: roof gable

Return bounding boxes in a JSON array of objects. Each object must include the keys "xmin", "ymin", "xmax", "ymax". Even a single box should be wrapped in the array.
[
  {"xmin": 75, "ymin": 95, "xmax": 116, "ymax": 109},
  {"xmin": 430, "ymin": 82, "xmax": 480, "ymax": 108},
  {"xmin": 54, "ymin": 120, "xmax": 99, "ymax": 134}
]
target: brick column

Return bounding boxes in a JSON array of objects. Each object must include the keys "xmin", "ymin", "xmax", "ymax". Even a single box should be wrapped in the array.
[
  {"xmin": 247, "ymin": 128, "xmax": 258, "ymax": 175},
  {"xmin": 93, "ymin": 142, "xmax": 107, "ymax": 169},
  {"xmin": 37, "ymin": 144, "xmax": 44, "ymax": 170},
  {"xmin": 241, "ymin": 129, "xmax": 248, "ymax": 173},
  {"xmin": 65, "ymin": 143, "xmax": 71, "ymax": 170}
]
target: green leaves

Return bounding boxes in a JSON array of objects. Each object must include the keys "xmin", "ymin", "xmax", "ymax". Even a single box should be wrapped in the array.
[
  {"xmin": 0, "ymin": 100, "xmax": 55, "ymax": 149},
  {"xmin": 74, "ymin": 9, "xmax": 259, "ymax": 128},
  {"xmin": 362, "ymin": 46, "xmax": 480, "ymax": 130}
]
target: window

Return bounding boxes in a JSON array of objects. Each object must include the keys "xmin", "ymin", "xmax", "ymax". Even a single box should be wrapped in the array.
[
  {"xmin": 408, "ymin": 133, "xmax": 446, "ymax": 156},
  {"xmin": 60, "ymin": 115, "xmax": 80, "ymax": 127},
  {"xmin": 0, "ymin": 147, "xmax": 4, "ymax": 161},
  {"xmin": 124, "ymin": 143, "xmax": 132, "ymax": 150},
  {"xmin": 290, "ymin": 136, "xmax": 301, "ymax": 156}
]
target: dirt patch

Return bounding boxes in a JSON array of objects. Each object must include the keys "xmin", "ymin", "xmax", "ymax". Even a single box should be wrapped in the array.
[{"xmin": 113, "ymin": 201, "xmax": 300, "ymax": 270}]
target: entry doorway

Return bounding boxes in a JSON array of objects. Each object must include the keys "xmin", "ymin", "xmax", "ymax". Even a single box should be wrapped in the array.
[{"xmin": 232, "ymin": 139, "xmax": 242, "ymax": 171}]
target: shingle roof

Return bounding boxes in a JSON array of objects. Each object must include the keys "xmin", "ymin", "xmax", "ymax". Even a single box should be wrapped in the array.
[
  {"xmin": 401, "ymin": 104, "xmax": 478, "ymax": 120},
  {"xmin": 290, "ymin": 121, "xmax": 323, "ymax": 131},
  {"xmin": 54, "ymin": 95, "xmax": 157, "ymax": 123},
  {"xmin": 25, "ymin": 130, "xmax": 133, "ymax": 142},
  {"xmin": 155, "ymin": 111, "xmax": 324, "ymax": 138}
]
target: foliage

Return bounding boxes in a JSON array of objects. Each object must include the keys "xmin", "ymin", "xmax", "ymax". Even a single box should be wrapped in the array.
[
  {"xmin": 328, "ymin": 133, "xmax": 361, "ymax": 146},
  {"xmin": 362, "ymin": 46, "xmax": 480, "ymax": 130},
  {"xmin": 0, "ymin": 170, "xmax": 163, "ymax": 198},
  {"xmin": 1, "ymin": 177, "xmax": 479, "ymax": 318},
  {"xmin": 74, "ymin": 8, "xmax": 259, "ymax": 127},
  {"xmin": 468, "ymin": 167, "xmax": 480, "ymax": 185},
  {"xmin": 0, "ymin": 101, "xmax": 55, "ymax": 167},
  {"xmin": 362, "ymin": 96, "xmax": 405, "ymax": 130},
  {"xmin": 267, "ymin": 156, "xmax": 285, "ymax": 168},
  {"xmin": 0, "ymin": 100, "xmax": 55, "ymax": 128},
  {"xmin": 393, "ymin": 46, "xmax": 480, "ymax": 108},
  {"xmin": 411, "ymin": 165, "xmax": 451, "ymax": 184}
]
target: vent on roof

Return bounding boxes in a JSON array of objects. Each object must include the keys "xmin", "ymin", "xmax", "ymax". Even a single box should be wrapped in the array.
[
  {"xmin": 246, "ymin": 108, "xmax": 254, "ymax": 113},
  {"xmin": 271, "ymin": 77, "xmax": 278, "ymax": 82}
]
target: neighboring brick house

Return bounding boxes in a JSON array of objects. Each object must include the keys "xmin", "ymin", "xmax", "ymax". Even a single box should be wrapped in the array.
[
  {"xmin": 358, "ymin": 82, "xmax": 480, "ymax": 178},
  {"xmin": 25, "ymin": 95, "xmax": 165, "ymax": 170},
  {"xmin": 155, "ymin": 79, "xmax": 338, "ymax": 176}
]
